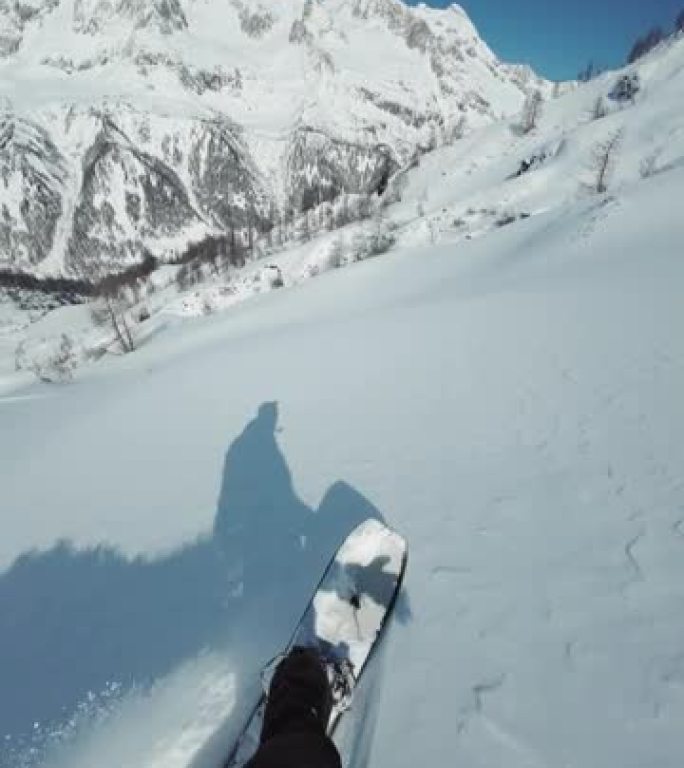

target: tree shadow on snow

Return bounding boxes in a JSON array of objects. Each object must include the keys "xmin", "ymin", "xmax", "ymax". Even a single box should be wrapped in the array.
[{"xmin": 0, "ymin": 401, "xmax": 399, "ymax": 757}]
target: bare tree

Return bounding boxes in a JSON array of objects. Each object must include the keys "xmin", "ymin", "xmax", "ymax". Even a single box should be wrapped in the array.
[
  {"xmin": 201, "ymin": 296, "xmax": 215, "ymax": 315},
  {"xmin": 588, "ymin": 130, "xmax": 624, "ymax": 194},
  {"xmin": 232, "ymin": 231, "xmax": 247, "ymax": 267},
  {"xmin": 357, "ymin": 194, "xmax": 374, "ymax": 221},
  {"xmin": 47, "ymin": 335, "xmax": 78, "ymax": 381},
  {"xmin": 323, "ymin": 204, "xmax": 335, "ymax": 231},
  {"xmin": 246, "ymin": 214, "xmax": 255, "ymax": 257},
  {"xmin": 426, "ymin": 123, "xmax": 439, "ymax": 151},
  {"xmin": 266, "ymin": 202, "xmax": 278, "ymax": 248},
  {"xmin": 592, "ymin": 96, "xmax": 607, "ymax": 120},
  {"xmin": 15, "ymin": 334, "xmax": 78, "ymax": 383},
  {"xmin": 176, "ymin": 262, "xmax": 200, "ymax": 291},
  {"xmin": 327, "ymin": 238, "xmax": 346, "ymax": 269},
  {"xmin": 639, "ymin": 151, "xmax": 659, "ymax": 179},
  {"xmin": 272, "ymin": 210, "xmax": 283, "ymax": 245},
  {"xmin": 332, "ymin": 202, "xmax": 343, "ymax": 230},
  {"xmin": 91, "ymin": 290, "xmax": 136, "ymax": 353},
  {"xmin": 297, "ymin": 210, "xmax": 311, "ymax": 242},
  {"xmin": 519, "ymin": 91, "xmax": 543, "ymax": 134}
]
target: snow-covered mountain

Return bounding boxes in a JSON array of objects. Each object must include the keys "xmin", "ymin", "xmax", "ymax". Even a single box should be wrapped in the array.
[{"xmin": 0, "ymin": 0, "xmax": 548, "ymax": 277}]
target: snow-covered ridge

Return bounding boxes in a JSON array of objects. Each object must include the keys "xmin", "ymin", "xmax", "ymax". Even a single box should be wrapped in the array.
[{"xmin": 0, "ymin": 0, "xmax": 548, "ymax": 276}]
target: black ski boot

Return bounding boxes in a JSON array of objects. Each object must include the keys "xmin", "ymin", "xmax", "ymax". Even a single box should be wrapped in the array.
[
  {"xmin": 246, "ymin": 647, "xmax": 341, "ymax": 768},
  {"xmin": 260, "ymin": 646, "xmax": 333, "ymax": 742}
]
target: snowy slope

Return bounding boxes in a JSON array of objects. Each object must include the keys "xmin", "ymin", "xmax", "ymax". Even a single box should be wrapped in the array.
[
  {"xmin": 1, "ymin": 26, "xmax": 684, "ymax": 768},
  {"xmin": 2, "ymin": 157, "xmax": 684, "ymax": 768},
  {"xmin": 4, "ymin": 29, "xmax": 681, "ymax": 384}
]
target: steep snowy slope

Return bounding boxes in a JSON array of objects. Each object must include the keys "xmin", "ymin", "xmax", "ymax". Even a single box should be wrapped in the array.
[
  {"xmin": 389, "ymin": 38, "xmax": 684, "ymax": 249},
  {"xmin": 2, "ymin": 24, "xmax": 684, "ymax": 768},
  {"xmin": 1, "ymin": 156, "xmax": 683, "ymax": 768},
  {"xmin": 0, "ymin": 0, "xmax": 547, "ymax": 276},
  {"xmin": 2, "ymin": 40, "xmax": 684, "ymax": 768}
]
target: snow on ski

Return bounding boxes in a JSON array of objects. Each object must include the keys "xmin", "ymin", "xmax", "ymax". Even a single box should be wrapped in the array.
[{"xmin": 223, "ymin": 519, "xmax": 407, "ymax": 768}]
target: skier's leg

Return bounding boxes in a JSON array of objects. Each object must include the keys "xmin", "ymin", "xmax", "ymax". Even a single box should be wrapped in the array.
[{"xmin": 245, "ymin": 647, "xmax": 341, "ymax": 768}]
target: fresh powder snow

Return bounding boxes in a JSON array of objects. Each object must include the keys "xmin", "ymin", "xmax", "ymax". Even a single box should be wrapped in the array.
[{"xmin": 1, "ymin": 8, "xmax": 684, "ymax": 768}]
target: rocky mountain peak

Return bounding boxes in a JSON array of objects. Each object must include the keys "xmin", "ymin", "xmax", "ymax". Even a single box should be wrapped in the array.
[{"xmin": 72, "ymin": 0, "xmax": 188, "ymax": 35}]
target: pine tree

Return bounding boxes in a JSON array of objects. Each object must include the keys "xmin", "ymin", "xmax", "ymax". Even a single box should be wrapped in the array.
[
  {"xmin": 578, "ymin": 61, "xmax": 595, "ymax": 83},
  {"xmin": 676, "ymin": 9, "xmax": 684, "ymax": 33},
  {"xmin": 628, "ymin": 27, "xmax": 665, "ymax": 64}
]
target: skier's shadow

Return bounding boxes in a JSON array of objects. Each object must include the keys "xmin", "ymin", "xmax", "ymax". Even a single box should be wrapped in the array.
[
  {"xmin": 0, "ymin": 401, "xmax": 398, "ymax": 757},
  {"xmin": 213, "ymin": 402, "xmax": 394, "ymax": 666}
]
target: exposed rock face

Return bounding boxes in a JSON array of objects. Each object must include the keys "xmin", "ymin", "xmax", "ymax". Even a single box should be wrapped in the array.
[
  {"xmin": 130, "ymin": 51, "xmax": 245, "ymax": 95},
  {"xmin": 405, "ymin": 18, "xmax": 431, "ymax": 52},
  {"xmin": 188, "ymin": 120, "xmax": 269, "ymax": 231},
  {"xmin": 73, "ymin": 0, "xmax": 187, "ymax": 35},
  {"xmin": 58, "ymin": 108, "xmax": 272, "ymax": 276},
  {"xmin": 358, "ymin": 88, "xmax": 431, "ymax": 128},
  {"xmin": 0, "ymin": 0, "xmax": 59, "ymax": 56},
  {"xmin": 0, "ymin": 117, "xmax": 65, "ymax": 268},
  {"xmin": 66, "ymin": 120, "xmax": 201, "ymax": 277},
  {"xmin": 0, "ymin": 0, "xmax": 549, "ymax": 277},
  {"xmin": 231, "ymin": 0, "xmax": 274, "ymax": 38},
  {"xmin": 287, "ymin": 128, "xmax": 399, "ymax": 211}
]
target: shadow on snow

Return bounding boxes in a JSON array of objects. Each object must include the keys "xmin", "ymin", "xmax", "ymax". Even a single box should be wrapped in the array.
[{"xmin": 0, "ymin": 402, "xmax": 404, "ymax": 757}]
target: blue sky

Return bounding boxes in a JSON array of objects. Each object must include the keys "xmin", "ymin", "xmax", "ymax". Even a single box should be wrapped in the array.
[{"xmin": 406, "ymin": 0, "xmax": 684, "ymax": 80}]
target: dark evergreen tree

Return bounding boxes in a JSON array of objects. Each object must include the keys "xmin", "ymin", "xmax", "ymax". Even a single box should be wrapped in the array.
[
  {"xmin": 578, "ymin": 61, "xmax": 595, "ymax": 83},
  {"xmin": 628, "ymin": 27, "xmax": 665, "ymax": 64},
  {"xmin": 676, "ymin": 9, "xmax": 684, "ymax": 33}
]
